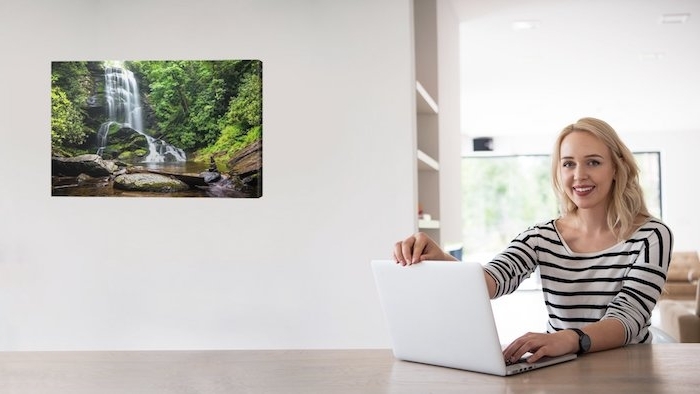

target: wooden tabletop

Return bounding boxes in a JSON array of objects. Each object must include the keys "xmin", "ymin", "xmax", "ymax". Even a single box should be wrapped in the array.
[{"xmin": 1, "ymin": 344, "xmax": 698, "ymax": 393}]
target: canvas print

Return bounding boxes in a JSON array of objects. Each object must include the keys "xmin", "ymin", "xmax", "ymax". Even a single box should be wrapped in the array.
[{"xmin": 51, "ymin": 60, "xmax": 262, "ymax": 198}]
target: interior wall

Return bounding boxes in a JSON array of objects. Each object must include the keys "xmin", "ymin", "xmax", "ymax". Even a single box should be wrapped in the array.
[
  {"xmin": 0, "ymin": 0, "xmax": 415, "ymax": 350},
  {"xmin": 437, "ymin": 0, "xmax": 463, "ymax": 249}
]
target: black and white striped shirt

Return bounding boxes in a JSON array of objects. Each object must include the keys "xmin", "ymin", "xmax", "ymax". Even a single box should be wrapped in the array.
[{"xmin": 483, "ymin": 218, "xmax": 673, "ymax": 344}]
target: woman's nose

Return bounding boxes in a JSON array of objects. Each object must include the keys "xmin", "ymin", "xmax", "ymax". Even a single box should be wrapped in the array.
[{"xmin": 574, "ymin": 167, "xmax": 588, "ymax": 180}]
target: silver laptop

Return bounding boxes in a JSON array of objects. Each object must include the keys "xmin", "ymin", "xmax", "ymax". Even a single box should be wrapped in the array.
[{"xmin": 371, "ymin": 259, "xmax": 576, "ymax": 376}]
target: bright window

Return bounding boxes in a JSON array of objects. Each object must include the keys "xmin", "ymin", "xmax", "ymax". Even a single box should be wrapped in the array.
[{"xmin": 461, "ymin": 152, "xmax": 662, "ymax": 265}]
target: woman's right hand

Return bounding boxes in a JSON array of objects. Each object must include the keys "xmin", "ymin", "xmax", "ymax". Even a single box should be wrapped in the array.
[{"xmin": 393, "ymin": 232, "xmax": 457, "ymax": 265}]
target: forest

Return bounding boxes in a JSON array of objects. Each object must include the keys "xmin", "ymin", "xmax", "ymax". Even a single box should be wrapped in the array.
[{"xmin": 50, "ymin": 59, "xmax": 262, "ymax": 170}]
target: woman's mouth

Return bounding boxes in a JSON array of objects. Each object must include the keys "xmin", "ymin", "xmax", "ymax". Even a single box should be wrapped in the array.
[{"xmin": 573, "ymin": 186, "xmax": 594, "ymax": 196}]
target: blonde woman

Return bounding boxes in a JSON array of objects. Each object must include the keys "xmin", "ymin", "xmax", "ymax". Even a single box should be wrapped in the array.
[{"xmin": 394, "ymin": 117, "xmax": 673, "ymax": 364}]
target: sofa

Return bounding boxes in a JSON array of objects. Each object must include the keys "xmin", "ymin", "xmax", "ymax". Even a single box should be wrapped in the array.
[
  {"xmin": 657, "ymin": 251, "xmax": 700, "ymax": 342},
  {"xmin": 661, "ymin": 251, "xmax": 700, "ymax": 300}
]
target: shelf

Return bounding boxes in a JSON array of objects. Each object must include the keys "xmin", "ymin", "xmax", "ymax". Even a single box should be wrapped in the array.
[
  {"xmin": 417, "ymin": 149, "xmax": 439, "ymax": 171},
  {"xmin": 414, "ymin": 0, "xmax": 445, "ymax": 246},
  {"xmin": 418, "ymin": 219, "xmax": 440, "ymax": 229},
  {"xmin": 416, "ymin": 81, "xmax": 438, "ymax": 114}
]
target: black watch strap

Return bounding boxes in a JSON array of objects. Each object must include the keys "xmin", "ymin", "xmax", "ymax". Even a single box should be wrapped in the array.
[{"xmin": 571, "ymin": 328, "xmax": 591, "ymax": 355}]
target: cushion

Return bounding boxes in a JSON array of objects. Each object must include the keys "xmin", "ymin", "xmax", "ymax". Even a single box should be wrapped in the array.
[
  {"xmin": 658, "ymin": 299, "xmax": 700, "ymax": 342},
  {"xmin": 667, "ymin": 252, "xmax": 700, "ymax": 282}
]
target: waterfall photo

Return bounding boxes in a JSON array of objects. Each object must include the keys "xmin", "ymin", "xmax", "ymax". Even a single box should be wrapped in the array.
[{"xmin": 51, "ymin": 60, "xmax": 262, "ymax": 198}]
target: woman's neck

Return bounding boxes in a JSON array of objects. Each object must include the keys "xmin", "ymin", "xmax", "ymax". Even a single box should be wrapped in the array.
[
  {"xmin": 558, "ymin": 209, "xmax": 619, "ymax": 253},
  {"xmin": 570, "ymin": 207, "xmax": 610, "ymax": 235}
]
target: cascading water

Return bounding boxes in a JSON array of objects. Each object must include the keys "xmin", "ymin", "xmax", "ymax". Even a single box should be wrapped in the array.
[{"xmin": 96, "ymin": 64, "xmax": 186, "ymax": 163}]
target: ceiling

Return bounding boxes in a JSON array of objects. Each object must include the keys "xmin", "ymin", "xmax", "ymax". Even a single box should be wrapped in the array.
[{"xmin": 450, "ymin": 0, "xmax": 700, "ymax": 138}]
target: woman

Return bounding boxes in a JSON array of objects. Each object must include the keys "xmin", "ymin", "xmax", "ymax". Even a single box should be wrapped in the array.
[{"xmin": 393, "ymin": 117, "xmax": 673, "ymax": 364}]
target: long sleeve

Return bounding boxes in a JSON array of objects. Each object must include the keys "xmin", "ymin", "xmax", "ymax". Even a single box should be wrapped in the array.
[
  {"xmin": 602, "ymin": 219, "xmax": 673, "ymax": 343},
  {"xmin": 482, "ymin": 219, "xmax": 673, "ymax": 344},
  {"xmin": 483, "ymin": 222, "xmax": 556, "ymax": 298}
]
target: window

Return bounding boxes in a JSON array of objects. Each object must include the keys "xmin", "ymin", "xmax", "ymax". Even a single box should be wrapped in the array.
[{"xmin": 461, "ymin": 152, "xmax": 662, "ymax": 264}]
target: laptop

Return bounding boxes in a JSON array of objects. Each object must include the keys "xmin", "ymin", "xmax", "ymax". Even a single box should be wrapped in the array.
[{"xmin": 371, "ymin": 259, "xmax": 577, "ymax": 376}]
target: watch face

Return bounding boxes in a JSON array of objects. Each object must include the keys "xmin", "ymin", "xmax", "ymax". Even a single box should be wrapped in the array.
[
  {"xmin": 573, "ymin": 328, "xmax": 591, "ymax": 354},
  {"xmin": 581, "ymin": 334, "xmax": 591, "ymax": 352}
]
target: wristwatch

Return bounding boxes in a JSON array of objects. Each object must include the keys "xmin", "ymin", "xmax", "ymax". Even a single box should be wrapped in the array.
[{"xmin": 571, "ymin": 328, "xmax": 591, "ymax": 355}]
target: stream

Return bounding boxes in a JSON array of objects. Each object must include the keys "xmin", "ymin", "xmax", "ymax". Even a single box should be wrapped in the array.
[{"xmin": 51, "ymin": 161, "xmax": 232, "ymax": 198}]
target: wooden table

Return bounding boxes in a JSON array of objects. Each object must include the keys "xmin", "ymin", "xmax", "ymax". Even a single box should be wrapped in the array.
[{"xmin": 1, "ymin": 344, "xmax": 698, "ymax": 393}]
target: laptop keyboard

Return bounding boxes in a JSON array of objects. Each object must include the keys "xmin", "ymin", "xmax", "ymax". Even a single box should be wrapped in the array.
[{"xmin": 505, "ymin": 357, "xmax": 528, "ymax": 366}]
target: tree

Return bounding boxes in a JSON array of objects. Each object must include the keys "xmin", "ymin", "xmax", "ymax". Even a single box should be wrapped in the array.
[
  {"xmin": 50, "ymin": 62, "xmax": 92, "ymax": 153},
  {"xmin": 131, "ymin": 60, "xmax": 262, "ymax": 157},
  {"xmin": 51, "ymin": 84, "xmax": 86, "ymax": 148},
  {"xmin": 224, "ymin": 72, "xmax": 262, "ymax": 129}
]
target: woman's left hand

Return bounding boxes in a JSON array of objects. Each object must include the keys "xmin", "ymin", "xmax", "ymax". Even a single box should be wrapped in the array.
[{"xmin": 502, "ymin": 330, "xmax": 579, "ymax": 363}]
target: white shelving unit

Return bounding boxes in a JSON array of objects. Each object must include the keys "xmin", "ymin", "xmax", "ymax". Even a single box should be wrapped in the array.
[
  {"xmin": 417, "ymin": 149, "xmax": 439, "ymax": 171},
  {"xmin": 415, "ymin": 82, "xmax": 440, "ymax": 172},
  {"xmin": 418, "ymin": 218, "xmax": 440, "ymax": 229},
  {"xmin": 411, "ymin": 0, "xmax": 461, "ymax": 249},
  {"xmin": 414, "ymin": 0, "xmax": 441, "ymax": 244},
  {"xmin": 416, "ymin": 80, "xmax": 438, "ymax": 114}
]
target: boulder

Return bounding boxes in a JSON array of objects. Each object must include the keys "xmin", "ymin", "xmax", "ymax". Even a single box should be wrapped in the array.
[
  {"xmin": 227, "ymin": 140, "xmax": 262, "ymax": 177},
  {"xmin": 52, "ymin": 154, "xmax": 118, "ymax": 177},
  {"xmin": 227, "ymin": 139, "xmax": 262, "ymax": 196},
  {"xmin": 113, "ymin": 173, "xmax": 189, "ymax": 193}
]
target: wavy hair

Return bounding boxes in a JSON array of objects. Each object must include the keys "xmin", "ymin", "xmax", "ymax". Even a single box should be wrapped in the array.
[{"xmin": 550, "ymin": 117, "xmax": 650, "ymax": 240}]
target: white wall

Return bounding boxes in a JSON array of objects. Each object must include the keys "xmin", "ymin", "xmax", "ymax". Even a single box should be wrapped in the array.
[
  {"xmin": 0, "ymin": 0, "xmax": 415, "ymax": 350},
  {"xmin": 437, "ymin": 0, "xmax": 463, "ymax": 248}
]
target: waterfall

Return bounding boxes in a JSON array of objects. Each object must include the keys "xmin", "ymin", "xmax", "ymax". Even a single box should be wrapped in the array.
[{"xmin": 96, "ymin": 65, "xmax": 186, "ymax": 163}]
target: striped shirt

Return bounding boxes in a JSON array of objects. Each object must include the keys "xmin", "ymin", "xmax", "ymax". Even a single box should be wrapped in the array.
[{"xmin": 483, "ymin": 218, "xmax": 673, "ymax": 344}]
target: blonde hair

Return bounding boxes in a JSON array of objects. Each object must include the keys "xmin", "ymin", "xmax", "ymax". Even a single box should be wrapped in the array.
[{"xmin": 550, "ymin": 117, "xmax": 650, "ymax": 240}]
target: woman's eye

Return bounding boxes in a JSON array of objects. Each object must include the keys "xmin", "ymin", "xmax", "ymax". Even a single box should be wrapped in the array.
[
  {"xmin": 562, "ymin": 161, "xmax": 574, "ymax": 168},
  {"xmin": 588, "ymin": 160, "xmax": 601, "ymax": 166}
]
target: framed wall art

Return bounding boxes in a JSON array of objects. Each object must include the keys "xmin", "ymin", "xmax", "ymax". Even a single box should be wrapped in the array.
[{"xmin": 51, "ymin": 60, "xmax": 262, "ymax": 198}]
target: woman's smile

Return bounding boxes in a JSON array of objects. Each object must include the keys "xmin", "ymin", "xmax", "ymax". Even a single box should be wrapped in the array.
[{"xmin": 573, "ymin": 185, "xmax": 595, "ymax": 196}]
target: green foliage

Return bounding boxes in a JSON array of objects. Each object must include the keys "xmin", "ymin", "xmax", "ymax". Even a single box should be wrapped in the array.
[
  {"xmin": 50, "ymin": 59, "xmax": 263, "ymax": 161},
  {"xmin": 197, "ymin": 124, "xmax": 262, "ymax": 161},
  {"xmin": 51, "ymin": 86, "xmax": 88, "ymax": 148},
  {"xmin": 51, "ymin": 62, "xmax": 92, "ymax": 153},
  {"xmin": 461, "ymin": 156, "xmax": 558, "ymax": 255},
  {"xmin": 209, "ymin": 124, "xmax": 244, "ymax": 154},
  {"xmin": 225, "ymin": 72, "xmax": 262, "ymax": 128},
  {"xmin": 51, "ymin": 61, "xmax": 91, "ymax": 107},
  {"xmin": 130, "ymin": 59, "xmax": 262, "ymax": 155}
]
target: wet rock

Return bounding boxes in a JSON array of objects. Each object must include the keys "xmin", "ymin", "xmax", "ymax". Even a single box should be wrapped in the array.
[
  {"xmin": 202, "ymin": 171, "xmax": 221, "ymax": 183},
  {"xmin": 113, "ymin": 173, "xmax": 189, "ymax": 192},
  {"xmin": 227, "ymin": 140, "xmax": 262, "ymax": 197},
  {"xmin": 52, "ymin": 154, "xmax": 118, "ymax": 177}
]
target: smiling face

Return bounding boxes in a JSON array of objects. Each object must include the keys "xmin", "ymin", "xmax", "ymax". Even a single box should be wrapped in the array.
[{"xmin": 559, "ymin": 131, "xmax": 616, "ymax": 212}]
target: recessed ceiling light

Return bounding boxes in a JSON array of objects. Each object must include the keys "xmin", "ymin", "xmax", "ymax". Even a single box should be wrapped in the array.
[
  {"xmin": 639, "ymin": 52, "xmax": 665, "ymax": 61},
  {"xmin": 511, "ymin": 20, "xmax": 540, "ymax": 30},
  {"xmin": 659, "ymin": 13, "xmax": 690, "ymax": 24}
]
